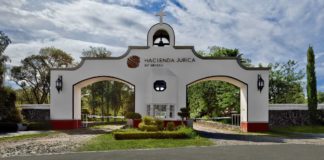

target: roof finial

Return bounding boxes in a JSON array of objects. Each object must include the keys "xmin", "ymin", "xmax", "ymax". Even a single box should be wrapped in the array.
[{"xmin": 155, "ymin": 10, "xmax": 166, "ymax": 24}]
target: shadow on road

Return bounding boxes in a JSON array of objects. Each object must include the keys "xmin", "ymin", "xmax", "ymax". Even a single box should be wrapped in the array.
[{"xmin": 196, "ymin": 130, "xmax": 285, "ymax": 143}]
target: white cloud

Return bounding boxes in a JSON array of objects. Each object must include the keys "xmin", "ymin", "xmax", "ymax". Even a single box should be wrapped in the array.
[
  {"xmin": 5, "ymin": 37, "xmax": 127, "ymax": 66},
  {"xmin": 1, "ymin": 0, "xmax": 324, "ymax": 90}
]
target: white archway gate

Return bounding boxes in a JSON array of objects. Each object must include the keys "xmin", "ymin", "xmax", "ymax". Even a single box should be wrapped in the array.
[{"xmin": 50, "ymin": 22, "xmax": 270, "ymax": 132}]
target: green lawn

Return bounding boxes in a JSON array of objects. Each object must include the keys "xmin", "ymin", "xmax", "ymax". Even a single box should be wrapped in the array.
[
  {"xmin": 79, "ymin": 133, "xmax": 213, "ymax": 151},
  {"xmin": 0, "ymin": 132, "xmax": 54, "ymax": 142},
  {"xmin": 271, "ymin": 125, "xmax": 324, "ymax": 134}
]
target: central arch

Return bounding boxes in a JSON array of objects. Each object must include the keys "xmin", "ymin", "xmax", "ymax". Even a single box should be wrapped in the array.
[
  {"xmin": 186, "ymin": 76, "xmax": 248, "ymax": 128},
  {"xmin": 72, "ymin": 76, "xmax": 135, "ymax": 124}
]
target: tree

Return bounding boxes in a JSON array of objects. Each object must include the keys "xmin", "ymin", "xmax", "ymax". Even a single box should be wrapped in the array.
[
  {"xmin": 318, "ymin": 91, "xmax": 324, "ymax": 104},
  {"xmin": 82, "ymin": 46, "xmax": 111, "ymax": 58},
  {"xmin": 306, "ymin": 46, "xmax": 318, "ymax": 124},
  {"xmin": 80, "ymin": 47, "xmax": 134, "ymax": 121},
  {"xmin": 268, "ymin": 60, "xmax": 305, "ymax": 104},
  {"xmin": 0, "ymin": 31, "xmax": 22, "ymax": 123},
  {"xmin": 188, "ymin": 46, "xmax": 241, "ymax": 118},
  {"xmin": 11, "ymin": 47, "xmax": 74, "ymax": 104},
  {"xmin": 188, "ymin": 81, "xmax": 239, "ymax": 118},
  {"xmin": 178, "ymin": 107, "xmax": 190, "ymax": 123},
  {"xmin": 0, "ymin": 31, "xmax": 11, "ymax": 88},
  {"xmin": 199, "ymin": 46, "xmax": 252, "ymax": 67}
]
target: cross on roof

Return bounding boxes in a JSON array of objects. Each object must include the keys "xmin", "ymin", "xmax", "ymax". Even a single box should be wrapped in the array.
[{"xmin": 155, "ymin": 10, "xmax": 166, "ymax": 24}]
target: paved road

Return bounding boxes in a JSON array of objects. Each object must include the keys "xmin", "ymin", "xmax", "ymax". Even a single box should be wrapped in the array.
[{"xmin": 3, "ymin": 144, "xmax": 324, "ymax": 160}]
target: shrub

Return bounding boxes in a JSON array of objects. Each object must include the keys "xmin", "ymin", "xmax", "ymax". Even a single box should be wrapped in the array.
[
  {"xmin": 125, "ymin": 112, "xmax": 142, "ymax": 119},
  {"xmin": 177, "ymin": 107, "xmax": 190, "ymax": 121},
  {"xmin": 114, "ymin": 131, "xmax": 188, "ymax": 140},
  {"xmin": 27, "ymin": 121, "xmax": 51, "ymax": 130},
  {"xmin": 81, "ymin": 108, "xmax": 90, "ymax": 115},
  {"xmin": 155, "ymin": 119, "xmax": 164, "ymax": 131},
  {"xmin": 138, "ymin": 122, "xmax": 158, "ymax": 131},
  {"xmin": 166, "ymin": 122, "xmax": 176, "ymax": 131},
  {"xmin": 0, "ymin": 122, "xmax": 18, "ymax": 132},
  {"xmin": 0, "ymin": 87, "xmax": 22, "ymax": 123},
  {"xmin": 143, "ymin": 116, "xmax": 154, "ymax": 125},
  {"xmin": 177, "ymin": 126, "xmax": 197, "ymax": 138}
]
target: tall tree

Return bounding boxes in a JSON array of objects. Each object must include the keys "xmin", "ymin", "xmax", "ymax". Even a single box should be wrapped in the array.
[
  {"xmin": 0, "ymin": 31, "xmax": 22, "ymax": 123},
  {"xmin": 306, "ymin": 46, "xmax": 318, "ymax": 124},
  {"xmin": 268, "ymin": 60, "xmax": 305, "ymax": 104},
  {"xmin": 11, "ymin": 47, "xmax": 74, "ymax": 104},
  {"xmin": 0, "ymin": 31, "xmax": 11, "ymax": 88}
]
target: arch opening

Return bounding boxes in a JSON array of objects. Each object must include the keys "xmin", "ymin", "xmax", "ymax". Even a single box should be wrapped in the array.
[
  {"xmin": 153, "ymin": 29, "xmax": 170, "ymax": 47},
  {"xmin": 73, "ymin": 76, "xmax": 135, "ymax": 125},
  {"xmin": 186, "ymin": 76, "xmax": 248, "ymax": 126}
]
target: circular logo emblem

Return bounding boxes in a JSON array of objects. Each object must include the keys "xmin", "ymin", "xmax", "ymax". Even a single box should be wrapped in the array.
[{"xmin": 127, "ymin": 55, "xmax": 140, "ymax": 68}]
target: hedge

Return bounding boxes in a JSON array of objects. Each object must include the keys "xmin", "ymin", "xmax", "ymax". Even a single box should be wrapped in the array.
[
  {"xmin": 113, "ymin": 131, "xmax": 189, "ymax": 140},
  {"xmin": 27, "ymin": 121, "xmax": 52, "ymax": 130},
  {"xmin": 0, "ymin": 122, "xmax": 18, "ymax": 132}
]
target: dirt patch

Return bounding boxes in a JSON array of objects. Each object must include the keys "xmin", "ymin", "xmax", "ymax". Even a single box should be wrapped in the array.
[
  {"xmin": 0, "ymin": 125, "xmax": 123, "ymax": 158},
  {"xmin": 194, "ymin": 123, "xmax": 324, "ymax": 146}
]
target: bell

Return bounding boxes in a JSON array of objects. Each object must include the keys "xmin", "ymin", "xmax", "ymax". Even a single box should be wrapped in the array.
[{"xmin": 158, "ymin": 39, "xmax": 164, "ymax": 47}]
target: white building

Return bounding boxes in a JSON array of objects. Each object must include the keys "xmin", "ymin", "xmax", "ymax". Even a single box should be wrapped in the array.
[{"xmin": 50, "ymin": 13, "xmax": 270, "ymax": 132}]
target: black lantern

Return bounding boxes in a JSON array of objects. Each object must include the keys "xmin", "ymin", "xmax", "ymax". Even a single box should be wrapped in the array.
[
  {"xmin": 154, "ymin": 80, "xmax": 166, "ymax": 91},
  {"xmin": 257, "ymin": 74, "xmax": 264, "ymax": 93},
  {"xmin": 56, "ymin": 75, "xmax": 63, "ymax": 93}
]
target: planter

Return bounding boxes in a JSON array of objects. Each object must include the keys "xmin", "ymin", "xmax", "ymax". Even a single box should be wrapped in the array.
[
  {"xmin": 133, "ymin": 119, "xmax": 142, "ymax": 128},
  {"xmin": 126, "ymin": 119, "xmax": 142, "ymax": 128},
  {"xmin": 126, "ymin": 119, "xmax": 133, "ymax": 127}
]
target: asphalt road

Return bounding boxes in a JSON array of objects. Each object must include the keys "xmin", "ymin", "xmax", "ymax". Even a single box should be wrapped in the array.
[{"xmin": 3, "ymin": 144, "xmax": 324, "ymax": 160}]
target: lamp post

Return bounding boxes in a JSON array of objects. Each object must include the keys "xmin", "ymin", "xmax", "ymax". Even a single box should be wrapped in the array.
[
  {"xmin": 257, "ymin": 74, "xmax": 264, "ymax": 93},
  {"xmin": 56, "ymin": 75, "xmax": 63, "ymax": 93}
]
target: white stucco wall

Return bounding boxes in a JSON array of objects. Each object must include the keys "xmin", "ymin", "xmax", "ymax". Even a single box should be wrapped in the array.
[{"xmin": 50, "ymin": 23, "xmax": 269, "ymax": 124}]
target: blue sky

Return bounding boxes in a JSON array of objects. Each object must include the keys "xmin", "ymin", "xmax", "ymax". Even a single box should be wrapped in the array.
[{"xmin": 1, "ymin": 0, "xmax": 324, "ymax": 92}]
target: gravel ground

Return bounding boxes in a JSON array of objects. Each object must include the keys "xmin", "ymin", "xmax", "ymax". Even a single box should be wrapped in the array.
[
  {"xmin": 0, "ymin": 125, "xmax": 123, "ymax": 158},
  {"xmin": 194, "ymin": 124, "xmax": 324, "ymax": 146},
  {"xmin": 2, "ymin": 124, "xmax": 324, "ymax": 158}
]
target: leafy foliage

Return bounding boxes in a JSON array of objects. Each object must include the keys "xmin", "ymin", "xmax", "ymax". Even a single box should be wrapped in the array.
[
  {"xmin": 188, "ymin": 46, "xmax": 243, "ymax": 118},
  {"xmin": 113, "ymin": 131, "xmax": 188, "ymax": 140},
  {"xmin": 138, "ymin": 116, "xmax": 163, "ymax": 131},
  {"xmin": 80, "ymin": 47, "xmax": 134, "ymax": 120},
  {"xmin": 82, "ymin": 46, "xmax": 111, "ymax": 58},
  {"xmin": 268, "ymin": 60, "xmax": 305, "ymax": 104},
  {"xmin": 177, "ymin": 107, "xmax": 190, "ymax": 120},
  {"xmin": 166, "ymin": 122, "xmax": 176, "ymax": 131},
  {"xmin": 0, "ymin": 31, "xmax": 21, "ymax": 123},
  {"xmin": 188, "ymin": 81, "xmax": 239, "ymax": 118},
  {"xmin": 306, "ymin": 46, "xmax": 318, "ymax": 124},
  {"xmin": 0, "ymin": 31, "xmax": 11, "ymax": 88},
  {"xmin": 11, "ymin": 47, "xmax": 74, "ymax": 104},
  {"xmin": 0, "ymin": 87, "xmax": 22, "ymax": 123},
  {"xmin": 125, "ymin": 112, "xmax": 142, "ymax": 119}
]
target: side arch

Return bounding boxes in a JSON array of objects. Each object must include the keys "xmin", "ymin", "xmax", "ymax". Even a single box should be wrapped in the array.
[
  {"xmin": 72, "ymin": 76, "xmax": 135, "ymax": 120},
  {"xmin": 186, "ymin": 75, "xmax": 248, "ymax": 124}
]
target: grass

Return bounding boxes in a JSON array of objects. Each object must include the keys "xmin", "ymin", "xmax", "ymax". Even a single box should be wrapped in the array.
[
  {"xmin": 79, "ymin": 133, "xmax": 213, "ymax": 151},
  {"xmin": 0, "ymin": 132, "xmax": 54, "ymax": 142},
  {"xmin": 271, "ymin": 125, "xmax": 324, "ymax": 134}
]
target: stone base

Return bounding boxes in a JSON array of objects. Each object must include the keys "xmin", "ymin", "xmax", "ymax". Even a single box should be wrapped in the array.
[
  {"xmin": 241, "ymin": 122, "xmax": 269, "ymax": 132},
  {"xmin": 51, "ymin": 120, "xmax": 81, "ymax": 130}
]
